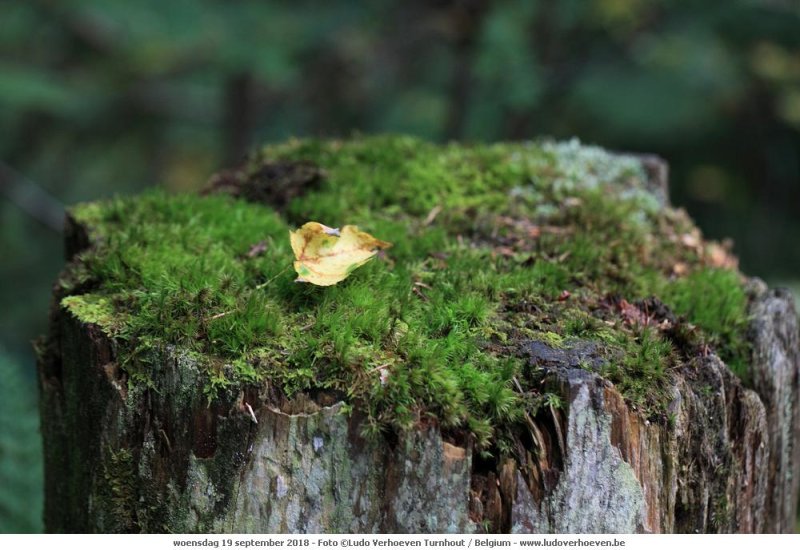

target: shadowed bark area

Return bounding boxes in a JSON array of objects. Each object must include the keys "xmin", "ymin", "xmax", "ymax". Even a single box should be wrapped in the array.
[{"xmin": 37, "ymin": 141, "xmax": 800, "ymax": 533}]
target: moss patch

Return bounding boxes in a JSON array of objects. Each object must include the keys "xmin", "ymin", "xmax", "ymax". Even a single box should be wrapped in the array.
[
  {"xmin": 101, "ymin": 447, "xmax": 137, "ymax": 532},
  {"xmin": 62, "ymin": 294, "xmax": 124, "ymax": 335},
  {"xmin": 661, "ymin": 268, "xmax": 751, "ymax": 379},
  {"xmin": 62, "ymin": 135, "xmax": 752, "ymax": 450}
]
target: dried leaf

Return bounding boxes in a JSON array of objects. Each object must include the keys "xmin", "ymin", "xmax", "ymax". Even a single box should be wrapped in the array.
[
  {"xmin": 290, "ymin": 221, "xmax": 392, "ymax": 286},
  {"xmin": 618, "ymin": 299, "xmax": 647, "ymax": 326},
  {"xmin": 247, "ymin": 240, "xmax": 268, "ymax": 258},
  {"xmin": 672, "ymin": 261, "xmax": 689, "ymax": 276},
  {"xmin": 706, "ymin": 242, "xmax": 738, "ymax": 270},
  {"xmin": 680, "ymin": 231, "xmax": 702, "ymax": 251}
]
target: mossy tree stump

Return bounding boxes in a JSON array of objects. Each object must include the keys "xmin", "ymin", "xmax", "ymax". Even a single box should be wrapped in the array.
[{"xmin": 37, "ymin": 137, "xmax": 800, "ymax": 533}]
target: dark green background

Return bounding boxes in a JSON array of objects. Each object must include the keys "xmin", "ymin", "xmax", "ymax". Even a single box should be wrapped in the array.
[{"xmin": 1, "ymin": 0, "xmax": 798, "ymax": 533}]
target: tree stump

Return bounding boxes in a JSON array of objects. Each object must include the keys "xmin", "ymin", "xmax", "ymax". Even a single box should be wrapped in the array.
[{"xmin": 37, "ymin": 137, "xmax": 800, "ymax": 533}]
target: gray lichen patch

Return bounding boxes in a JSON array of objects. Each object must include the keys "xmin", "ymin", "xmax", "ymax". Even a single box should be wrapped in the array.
[
  {"xmin": 230, "ymin": 404, "xmax": 473, "ymax": 533},
  {"xmin": 540, "ymin": 138, "xmax": 660, "ymax": 211},
  {"xmin": 512, "ymin": 373, "xmax": 646, "ymax": 533}
]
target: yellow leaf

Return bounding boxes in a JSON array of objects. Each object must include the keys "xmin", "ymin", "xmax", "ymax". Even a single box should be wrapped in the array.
[{"xmin": 290, "ymin": 222, "xmax": 392, "ymax": 286}]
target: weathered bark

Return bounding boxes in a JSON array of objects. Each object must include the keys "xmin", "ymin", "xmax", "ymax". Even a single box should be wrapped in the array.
[
  {"xmin": 509, "ymin": 347, "xmax": 773, "ymax": 533},
  {"xmin": 749, "ymin": 284, "xmax": 800, "ymax": 531},
  {"xmin": 39, "ymin": 326, "xmax": 475, "ymax": 533},
  {"xmin": 37, "ymin": 149, "xmax": 800, "ymax": 534}
]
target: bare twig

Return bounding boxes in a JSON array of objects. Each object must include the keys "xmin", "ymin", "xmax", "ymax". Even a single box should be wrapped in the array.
[
  {"xmin": 208, "ymin": 310, "xmax": 233, "ymax": 321},
  {"xmin": 255, "ymin": 264, "xmax": 291, "ymax": 290},
  {"xmin": 512, "ymin": 376, "xmax": 539, "ymax": 433},
  {"xmin": 422, "ymin": 205, "xmax": 442, "ymax": 226},
  {"xmin": 244, "ymin": 402, "xmax": 258, "ymax": 424}
]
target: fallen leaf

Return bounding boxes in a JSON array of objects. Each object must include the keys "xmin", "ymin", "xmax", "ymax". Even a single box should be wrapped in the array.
[
  {"xmin": 378, "ymin": 365, "xmax": 391, "ymax": 386},
  {"xmin": 493, "ymin": 246, "xmax": 516, "ymax": 258},
  {"xmin": 706, "ymin": 242, "xmax": 738, "ymax": 270},
  {"xmin": 618, "ymin": 299, "xmax": 647, "ymax": 326},
  {"xmin": 290, "ymin": 221, "xmax": 392, "ymax": 286},
  {"xmin": 672, "ymin": 261, "xmax": 689, "ymax": 276},
  {"xmin": 680, "ymin": 231, "xmax": 702, "ymax": 251}
]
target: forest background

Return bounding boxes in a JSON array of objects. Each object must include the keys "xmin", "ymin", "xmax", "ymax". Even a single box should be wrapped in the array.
[{"xmin": 1, "ymin": 0, "xmax": 798, "ymax": 533}]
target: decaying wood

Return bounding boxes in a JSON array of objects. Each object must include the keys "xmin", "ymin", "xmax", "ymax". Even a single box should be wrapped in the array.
[{"xmin": 37, "ymin": 155, "xmax": 800, "ymax": 534}]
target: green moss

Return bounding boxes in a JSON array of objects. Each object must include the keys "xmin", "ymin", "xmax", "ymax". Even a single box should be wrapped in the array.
[
  {"xmin": 101, "ymin": 447, "xmax": 137, "ymax": 532},
  {"xmin": 661, "ymin": 268, "xmax": 751, "ymax": 379},
  {"xmin": 602, "ymin": 328, "xmax": 676, "ymax": 413},
  {"xmin": 60, "ymin": 135, "xmax": 752, "ymax": 452},
  {"xmin": 62, "ymin": 294, "xmax": 124, "ymax": 335},
  {"xmin": 70, "ymin": 201, "xmax": 108, "ymax": 228},
  {"xmin": 711, "ymin": 492, "xmax": 732, "ymax": 530}
]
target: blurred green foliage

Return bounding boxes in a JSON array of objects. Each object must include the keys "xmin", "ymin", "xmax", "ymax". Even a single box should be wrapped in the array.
[
  {"xmin": 0, "ymin": 347, "xmax": 43, "ymax": 533},
  {"xmin": 0, "ymin": 0, "xmax": 799, "ymax": 532}
]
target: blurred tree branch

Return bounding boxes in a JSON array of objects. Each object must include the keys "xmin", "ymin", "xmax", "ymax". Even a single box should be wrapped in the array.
[
  {"xmin": 0, "ymin": 162, "xmax": 64, "ymax": 233},
  {"xmin": 224, "ymin": 72, "xmax": 258, "ymax": 166}
]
